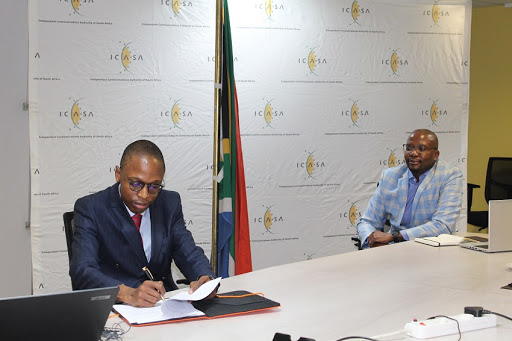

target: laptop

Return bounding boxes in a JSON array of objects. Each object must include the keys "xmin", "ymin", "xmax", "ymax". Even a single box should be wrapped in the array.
[
  {"xmin": 460, "ymin": 199, "xmax": 512, "ymax": 253},
  {"xmin": 0, "ymin": 286, "xmax": 119, "ymax": 341}
]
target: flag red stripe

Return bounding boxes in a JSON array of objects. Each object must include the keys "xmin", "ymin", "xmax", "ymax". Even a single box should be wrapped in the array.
[{"xmin": 233, "ymin": 84, "xmax": 252, "ymax": 274}]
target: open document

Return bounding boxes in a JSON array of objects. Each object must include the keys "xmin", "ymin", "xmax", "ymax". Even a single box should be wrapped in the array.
[
  {"xmin": 113, "ymin": 277, "xmax": 221, "ymax": 325},
  {"xmin": 113, "ymin": 278, "xmax": 281, "ymax": 326}
]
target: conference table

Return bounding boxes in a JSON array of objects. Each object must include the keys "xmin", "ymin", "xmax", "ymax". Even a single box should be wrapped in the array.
[{"xmin": 108, "ymin": 239, "xmax": 512, "ymax": 340}]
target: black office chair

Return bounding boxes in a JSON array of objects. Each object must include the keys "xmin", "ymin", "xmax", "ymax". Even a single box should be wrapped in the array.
[
  {"xmin": 467, "ymin": 157, "xmax": 512, "ymax": 230},
  {"xmin": 351, "ymin": 236, "xmax": 362, "ymax": 250},
  {"xmin": 63, "ymin": 211, "xmax": 77, "ymax": 290}
]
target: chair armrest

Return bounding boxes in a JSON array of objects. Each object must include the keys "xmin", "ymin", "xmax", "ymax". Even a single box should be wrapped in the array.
[{"xmin": 467, "ymin": 183, "xmax": 481, "ymax": 213}]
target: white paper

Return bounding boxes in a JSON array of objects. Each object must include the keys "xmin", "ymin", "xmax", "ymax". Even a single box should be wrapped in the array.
[
  {"xmin": 114, "ymin": 301, "xmax": 205, "ymax": 324},
  {"xmin": 113, "ymin": 277, "xmax": 222, "ymax": 324},
  {"xmin": 161, "ymin": 300, "xmax": 205, "ymax": 318},
  {"xmin": 170, "ymin": 277, "xmax": 222, "ymax": 301}
]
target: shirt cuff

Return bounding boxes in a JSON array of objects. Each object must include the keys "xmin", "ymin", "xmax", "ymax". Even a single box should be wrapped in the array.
[{"xmin": 400, "ymin": 230, "xmax": 410, "ymax": 241}]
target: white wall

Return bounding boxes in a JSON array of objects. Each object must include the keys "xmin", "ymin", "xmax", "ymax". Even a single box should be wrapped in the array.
[{"xmin": 0, "ymin": 0, "xmax": 32, "ymax": 297}]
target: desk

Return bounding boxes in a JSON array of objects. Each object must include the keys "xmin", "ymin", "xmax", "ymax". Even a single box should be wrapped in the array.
[{"xmin": 108, "ymin": 241, "xmax": 512, "ymax": 340}]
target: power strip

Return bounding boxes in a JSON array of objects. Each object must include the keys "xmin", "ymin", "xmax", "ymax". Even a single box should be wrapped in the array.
[{"xmin": 404, "ymin": 313, "xmax": 497, "ymax": 339}]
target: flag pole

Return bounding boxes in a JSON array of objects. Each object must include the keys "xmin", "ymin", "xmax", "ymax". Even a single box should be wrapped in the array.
[{"xmin": 211, "ymin": 0, "xmax": 223, "ymax": 276}]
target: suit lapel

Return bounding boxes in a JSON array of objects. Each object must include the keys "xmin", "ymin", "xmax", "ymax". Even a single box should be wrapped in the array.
[
  {"xmin": 396, "ymin": 169, "xmax": 409, "ymax": 224},
  {"xmin": 109, "ymin": 184, "xmax": 147, "ymax": 265}
]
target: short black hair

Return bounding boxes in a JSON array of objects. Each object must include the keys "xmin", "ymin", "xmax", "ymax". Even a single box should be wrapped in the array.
[{"xmin": 120, "ymin": 140, "xmax": 165, "ymax": 172}]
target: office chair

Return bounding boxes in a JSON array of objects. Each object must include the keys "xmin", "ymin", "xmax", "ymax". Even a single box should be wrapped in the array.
[
  {"xmin": 63, "ymin": 211, "xmax": 77, "ymax": 290},
  {"xmin": 467, "ymin": 157, "xmax": 512, "ymax": 230},
  {"xmin": 351, "ymin": 236, "xmax": 362, "ymax": 250}
]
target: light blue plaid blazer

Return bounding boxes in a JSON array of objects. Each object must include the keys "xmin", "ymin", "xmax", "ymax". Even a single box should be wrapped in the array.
[{"xmin": 357, "ymin": 160, "xmax": 463, "ymax": 248}]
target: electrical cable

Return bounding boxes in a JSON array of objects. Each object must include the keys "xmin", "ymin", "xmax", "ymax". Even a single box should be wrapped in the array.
[
  {"xmin": 427, "ymin": 315, "xmax": 461, "ymax": 341},
  {"xmin": 483, "ymin": 310, "xmax": 512, "ymax": 322},
  {"xmin": 465, "ymin": 306, "xmax": 512, "ymax": 321},
  {"xmin": 101, "ymin": 320, "xmax": 131, "ymax": 341}
]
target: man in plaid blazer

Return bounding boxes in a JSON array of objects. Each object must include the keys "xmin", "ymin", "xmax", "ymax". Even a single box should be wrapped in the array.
[{"xmin": 357, "ymin": 129, "xmax": 463, "ymax": 249}]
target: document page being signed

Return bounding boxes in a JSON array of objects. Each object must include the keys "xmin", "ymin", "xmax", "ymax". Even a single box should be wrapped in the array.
[{"xmin": 113, "ymin": 277, "xmax": 222, "ymax": 324}]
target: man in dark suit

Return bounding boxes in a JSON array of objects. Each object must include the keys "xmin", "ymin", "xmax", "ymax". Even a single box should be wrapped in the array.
[{"xmin": 70, "ymin": 140, "xmax": 216, "ymax": 307}]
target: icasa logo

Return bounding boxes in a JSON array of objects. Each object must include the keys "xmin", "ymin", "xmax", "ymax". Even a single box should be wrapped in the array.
[
  {"xmin": 110, "ymin": 42, "xmax": 144, "ymax": 73},
  {"xmin": 382, "ymin": 149, "xmax": 399, "ymax": 168},
  {"xmin": 424, "ymin": 1, "xmax": 450, "ymax": 27},
  {"xmin": 351, "ymin": 101, "xmax": 360, "ymax": 127},
  {"xmin": 429, "ymin": 100, "xmax": 440, "ymax": 126},
  {"xmin": 70, "ymin": 99, "xmax": 82, "ymax": 129},
  {"xmin": 71, "ymin": 0, "xmax": 82, "ymax": 15},
  {"xmin": 351, "ymin": 0, "xmax": 363, "ymax": 24},
  {"xmin": 256, "ymin": 1, "xmax": 284, "ymax": 21},
  {"xmin": 262, "ymin": 205, "xmax": 275, "ymax": 233},
  {"xmin": 297, "ymin": 151, "xmax": 326, "ymax": 179},
  {"xmin": 306, "ymin": 152, "xmax": 316, "ymax": 178},
  {"xmin": 431, "ymin": 2, "xmax": 440, "ymax": 25},
  {"xmin": 171, "ymin": 100, "xmax": 183, "ymax": 128},
  {"xmin": 341, "ymin": 0, "xmax": 370, "ymax": 25},
  {"xmin": 59, "ymin": 98, "xmax": 94, "ymax": 130},
  {"xmin": 264, "ymin": 101, "xmax": 275, "ymax": 127},
  {"xmin": 307, "ymin": 48, "xmax": 320, "ymax": 75},
  {"xmin": 299, "ymin": 47, "xmax": 327, "ymax": 75},
  {"xmin": 160, "ymin": 0, "xmax": 194, "ymax": 17},
  {"xmin": 349, "ymin": 202, "xmax": 358, "ymax": 227},
  {"xmin": 121, "ymin": 43, "xmax": 131, "ymax": 71},
  {"xmin": 255, "ymin": 99, "xmax": 284, "ymax": 128},
  {"xmin": 254, "ymin": 205, "xmax": 283, "ymax": 234},
  {"xmin": 160, "ymin": 98, "xmax": 192, "ymax": 130},
  {"xmin": 350, "ymin": 100, "xmax": 364, "ymax": 127},
  {"xmin": 390, "ymin": 50, "xmax": 399, "ymax": 75},
  {"xmin": 345, "ymin": 201, "xmax": 362, "ymax": 227},
  {"xmin": 422, "ymin": 99, "xmax": 447, "ymax": 127},
  {"xmin": 382, "ymin": 49, "xmax": 408, "ymax": 76},
  {"xmin": 172, "ymin": 0, "xmax": 180, "ymax": 15},
  {"xmin": 380, "ymin": 148, "xmax": 408, "ymax": 168}
]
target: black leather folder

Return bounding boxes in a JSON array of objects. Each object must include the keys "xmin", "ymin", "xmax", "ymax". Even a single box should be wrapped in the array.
[{"xmin": 192, "ymin": 290, "xmax": 280, "ymax": 318}]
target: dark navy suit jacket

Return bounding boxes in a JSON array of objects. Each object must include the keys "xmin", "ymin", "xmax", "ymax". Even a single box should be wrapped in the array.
[{"xmin": 70, "ymin": 183, "xmax": 213, "ymax": 291}]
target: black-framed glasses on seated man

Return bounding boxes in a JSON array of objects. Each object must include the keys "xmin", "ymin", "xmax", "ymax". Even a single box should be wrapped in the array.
[
  {"xmin": 118, "ymin": 167, "xmax": 164, "ymax": 194},
  {"xmin": 403, "ymin": 144, "xmax": 438, "ymax": 153}
]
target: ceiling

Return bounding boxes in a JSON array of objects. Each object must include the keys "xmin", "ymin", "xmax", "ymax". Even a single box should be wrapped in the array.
[{"xmin": 473, "ymin": 0, "xmax": 512, "ymax": 7}]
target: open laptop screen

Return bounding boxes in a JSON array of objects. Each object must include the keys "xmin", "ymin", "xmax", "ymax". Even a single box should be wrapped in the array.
[
  {"xmin": 0, "ymin": 286, "xmax": 118, "ymax": 341},
  {"xmin": 461, "ymin": 199, "xmax": 512, "ymax": 253}
]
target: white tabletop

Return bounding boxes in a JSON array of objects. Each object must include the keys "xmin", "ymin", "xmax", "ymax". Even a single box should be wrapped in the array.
[{"xmin": 108, "ymin": 240, "xmax": 512, "ymax": 341}]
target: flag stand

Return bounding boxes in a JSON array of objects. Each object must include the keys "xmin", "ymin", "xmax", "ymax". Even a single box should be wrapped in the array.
[{"xmin": 211, "ymin": 0, "xmax": 223, "ymax": 276}]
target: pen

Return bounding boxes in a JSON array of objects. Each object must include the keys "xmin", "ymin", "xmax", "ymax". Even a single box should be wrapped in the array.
[{"xmin": 142, "ymin": 266, "xmax": 166, "ymax": 301}]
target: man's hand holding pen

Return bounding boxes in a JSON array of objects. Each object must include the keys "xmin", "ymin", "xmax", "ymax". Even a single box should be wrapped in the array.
[
  {"xmin": 117, "ymin": 281, "xmax": 166, "ymax": 307},
  {"xmin": 142, "ymin": 266, "xmax": 166, "ymax": 302}
]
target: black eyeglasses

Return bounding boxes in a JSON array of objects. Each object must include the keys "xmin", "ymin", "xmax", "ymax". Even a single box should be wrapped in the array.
[
  {"xmin": 119, "ymin": 168, "xmax": 164, "ymax": 195},
  {"xmin": 403, "ymin": 144, "xmax": 438, "ymax": 153}
]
